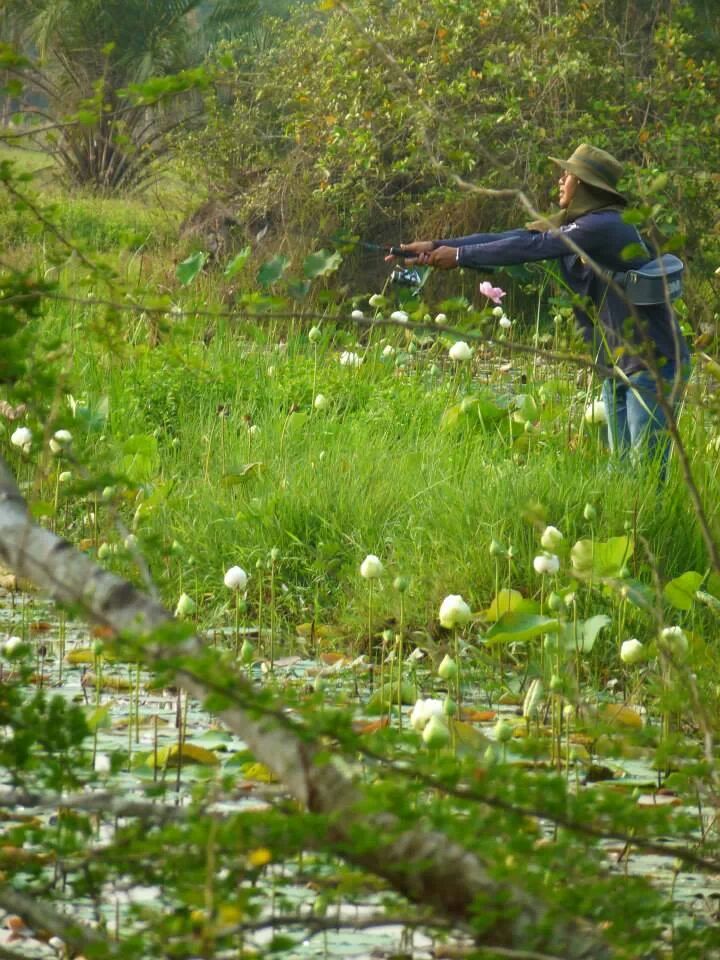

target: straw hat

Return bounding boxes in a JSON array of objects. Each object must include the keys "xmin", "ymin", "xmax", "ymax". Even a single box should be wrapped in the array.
[{"xmin": 548, "ymin": 144, "xmax": 625, "ymax": 200}]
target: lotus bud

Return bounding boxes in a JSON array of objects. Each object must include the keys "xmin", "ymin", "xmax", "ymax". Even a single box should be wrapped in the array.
[
  {"xmin": 434, "ymin": 313, "xmax": 447, "ymax": 324},
  {"xmin": 549, "ymin": 674, "xmax": 564, "ymax": 694},
  {"xmin": 438, "ymin": 594, "xmax": 472, "ymax": 629},
  {"xmin": 224, "ymin": 566, "xmax": 248, "ymax": 591},
  {"xmin": 489, "ymin": 538, "xmax": 507, "ymax": 558},
  {"xmin": 498, "ymin": 314, "xmax": 512, "ymax": 330},
  {"xmin": 494, "ymin": 719, "xmax": 514, "ymax": 743},
  {"xmin": 438, "ymin": 654, "xmax": 458, "ymax": 680},
  {"xmin": 368, "ymin": 294, "xmax": 384, "ymax": 307},
  {"xmin": 547, "ymin": 591, "xmax": 563, "ymax": 612},
  {"xmin": 620, "ymin": 638, "xmax": 645, "ymax": 665},
  {"xmin": 270, "ymin": 547, "xmax": 280, "ymax": 563},
  {"xmin": 540, "ymin": 525, "xmax": 564, "ymax": 551},
  {"xmin": 175, "ymin": 592, "xmax": 196, "ymax": 618},
  {"xmin": 393, "ymin": 575, "xmax": 410, "ymax": 593},
  {"xmin": 491, "ymin": 306, "xmax": 504, "ymax": 318},
  {"xmin": 584, "ymin": 399, "xmax": 608, "ymax": 425},
  {"xmin": 97, "ymin": 542, "xmax": 112, "ymax": 560},
  {"xmin": 422, "ymin": 714, "xmax": 451, "ymax": 748},
  {"xmin": 308, "ymin": 326, "xmax": 322, "ymax": 343},
  {"xmin": 94, "ymin": 753, "xmax": 111, "ymax": 774},
  {"xmin": 443, "ymin": 695, "xmax": 458, "ymax": 716},
  {"xmin": 522, "ymin": 678, "xmax": 543, "ymax": 719},
  {"xmin": 58, "ymin": 471, "xmax": 72, "ymax": 483},
  {"xmin": 240, "ymin": 639, "xmax": 255, "ymax": 664},
  {"xmin": 583, "ymin": 503, "xmax": 597, "ymax": 522},
  {"xmin": 360, "ymin": 554, "xmax": 383, "ymax": 579},
  {"xmin": 390, "ymin": 310, "xmax": 409, "ymax": 322},
  {"xmin": 350, "ymin": 309, "xmax": 364, "ymax": 321},
  {"xmin": 314, "ymin": 393, "xmax": 329, "ymax": 411},
  {"xmin": 49, "ymin": 428, "xmax": 72, "ymax": 454}
]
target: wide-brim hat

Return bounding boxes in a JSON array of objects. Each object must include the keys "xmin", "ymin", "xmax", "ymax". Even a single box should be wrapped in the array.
[{"xmin": 548, "ymin": 143, "xmax": 626, "ymax": 201}]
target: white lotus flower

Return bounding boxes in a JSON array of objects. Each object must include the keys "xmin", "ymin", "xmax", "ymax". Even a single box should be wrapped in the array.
[
  {"xmin": 410, "ymin": 697, "xmax": 444, "ymax": 732},
  {"xmin": 49, "ymin": 429, "xmax": 73, "ymax": 454},
  {"xmin": 94, "ymin": 753, "xmax": 112, "ymax": 774},
  {"xmin": 339, "ymin": 351, "xmax": 362, "ymax": 367},
  {"xmin": 540, "ymin": 526, "xmax": 564, "ymax": 551},
  {"xmin": 438, "ymin": 594, "xmax": 472, "ymax": 629},
  {"xmin": 224, "ymin": 566, "xmax": 248, "ymax": 591},
  {"xmin": 448, "ymin": 341, "xmax": 472, "ymax": 362},
  {"xmin": 533, "ymin": 553, "xmax": 560, "ymax": 575},
  {"xmin": 10, "ymin": 426, "xmax": 32, "ymax": 452},
  {"xmin": 659, "ymin": 626, "xmax": 688, "ymax": 657},
  {"xmin": 314, "ymin": 393, "xmax": 329, "ymax": 411},
  {"xmin": 584, "ymin": 399, "xmax": 608, "ymax": 425},
  {"xmin": 390, "ymin": 310, "xmax": 408, "ymax": 322},
  {"xmin": 350, "ymin": 309, "xmax": 364, "ymax": 321},
  {"xmin": 498, "ymin": 314, "xmax": 512, "ymax": 330},
  {"xmin": 3, "ymin": 636, "xmax": 24, "ymax": 655},
  {"xmin": 620, "ymin": 639, "xmax": 645, "ymax": 665},
  {"xmin": 360, "ymin": 554, "xmax": 383, "ymax": 579}
]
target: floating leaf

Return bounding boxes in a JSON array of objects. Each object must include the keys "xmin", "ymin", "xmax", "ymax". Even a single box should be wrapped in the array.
[
  {"xmin": 597, "ymin": 703, "xmax": 643, "ymax": 729},
  {"xmin": 571, "ymin": 535, "xmax": 633, "ymax": 579},
  {"xmin": 366, "ymin": 680, "xmax": 418, "ymax": 714},
  {"xmin": 664, "ymin": 571, "xmax": 703, "ymax": 611},
  {"xmin": 152, "ymin": 743, "xmax": 220, "ymax": 767},
  {"xmin": 303, "ymin": 249, "xmax": 342, "ymax": 279},
  {"xmin": 440, "ymin": 403, "xmax": 462, "ymax": 431},
  {"xmin": 484, "ymin": 612, "xmax": 561, "ymax": 645},
  {"xmin": 451, "ymin": 719, "xmax": 491, "ymax": 752},
  {"xmin": 240, "ymin": 761, "xmax": 277, "ymax": 782},
  {"xmin": 176, "ymin": 250, "xmax": 206, "ymax": 286},
  {"xmin": 257, "ymin": 255, "xmax": 290, "ymax": 288}
]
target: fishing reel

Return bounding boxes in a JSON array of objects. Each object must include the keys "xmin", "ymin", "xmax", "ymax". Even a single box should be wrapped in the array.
[{"xmin": 390, "ymin": 265, "xmax": 423, "ymax": 288}]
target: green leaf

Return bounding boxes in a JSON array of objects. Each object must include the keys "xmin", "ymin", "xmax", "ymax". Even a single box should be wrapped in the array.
[
  {"xmin": 221, "ymin": 462, "xmax": 264, "ymax": 486},
  {"xmin": 121, "ymin": 434, "xmax": 159, "ymax": 483},
  {"xmin": 303, "ymin": 249, "xmax": 342, "ymax": 279},
  {"xmin": 366, "ymin": 681, "xmax": 417, "ymax": 714},
  {"xmin": 223, "ymin": 246, "xmax": 251, "ymax": 278},
  {"xmin": 176, "ymin": 251, "xmax": 207, "ymax": 286},
  {"xmin": 257, "ymin": 255, "xmax": 290, "ymax": 288},
  {"xmin": 570, "ymin": 535, "xmax": 633, "ymax": 580},
  {"xmin": 484, "ymin": 612, "xmax": 560, "ymax": 645},
  {"xmin": 482, "ymin": 589, "xmax": 538, "ymax": 622},
  {"xmin": 561, "ymin": 614, "xmax": 611, "ymax": 653},
  {"xmin": 663, "ymin": 571, "xmax": 704, "ymax": 611}
]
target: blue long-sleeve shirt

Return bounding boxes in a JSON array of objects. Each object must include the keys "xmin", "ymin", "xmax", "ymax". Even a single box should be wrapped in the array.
[{"xmin": 436, "ymin": 210, "xmax": 689, "ymax": 375}]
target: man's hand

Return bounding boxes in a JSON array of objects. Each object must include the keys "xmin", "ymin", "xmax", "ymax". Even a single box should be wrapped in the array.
[
  {"xmin": 384, "ymin": 240, "xmax": 434, "ymax": 262},
  {"xmin": 426, "ymin": 245, "xmax": 458, "ymax": 269}
]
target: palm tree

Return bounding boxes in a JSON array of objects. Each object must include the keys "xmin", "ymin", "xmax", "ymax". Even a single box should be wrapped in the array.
[{"xmin": 3, "ymin": 0, "xmax": 255, "ymax": 190}]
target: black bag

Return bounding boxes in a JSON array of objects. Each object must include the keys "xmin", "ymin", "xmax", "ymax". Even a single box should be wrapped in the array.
[{"xmin": 613, "ymin": 254, "xmax": 684, "ymax": 306}]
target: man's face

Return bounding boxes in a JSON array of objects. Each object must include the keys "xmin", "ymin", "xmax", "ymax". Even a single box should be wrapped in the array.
[{"xmin": 559, "ymin": 170, "xmax": 578, "ymax": 208}]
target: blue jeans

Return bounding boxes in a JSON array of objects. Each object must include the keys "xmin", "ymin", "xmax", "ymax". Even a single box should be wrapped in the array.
[{"xmin": 601, "ymin": 363, "xmax": 686, "ymax": 473}]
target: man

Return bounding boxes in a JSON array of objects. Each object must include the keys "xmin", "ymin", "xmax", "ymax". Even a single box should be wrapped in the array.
[{"xmin": 394, "ymin": 144, "xmax": 690, "ymax": 470}]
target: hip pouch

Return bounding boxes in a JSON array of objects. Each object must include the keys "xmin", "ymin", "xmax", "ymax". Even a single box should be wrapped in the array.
[{"xmin": 613, "ymin": 254, "xmax": 684, "ymax": 305}]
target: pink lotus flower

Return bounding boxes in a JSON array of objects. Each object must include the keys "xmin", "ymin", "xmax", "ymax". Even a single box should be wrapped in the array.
[{"xmin": 478, "ymin": 281, "xmax": 506, "ymax": 305}]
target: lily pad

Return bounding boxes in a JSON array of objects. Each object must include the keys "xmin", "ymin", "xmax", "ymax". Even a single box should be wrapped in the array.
[{"xmin": 484, "ymin": 612, "xmax": 561, "ymax": 645}]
